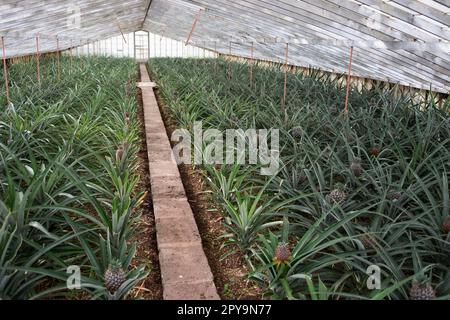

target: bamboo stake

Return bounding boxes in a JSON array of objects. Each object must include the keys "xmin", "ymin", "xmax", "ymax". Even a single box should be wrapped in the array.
[
  {"xmin": 116, "ymin": 20, "xmax": 127, "ymax": 44},
  {"xmin": 250, "ymin": 41, "xmax": 254, "ymax": 86},
  {"xmin": 203, "ymin": 40, "xmax": 206, "ymax": 58},
  {"xmin": 1, "ymin": 36, "xmax": 10, "ymax": 104},
  {"xmin": 282, "ymin": 43, "xmax": 289, "ymax": 107},
  {"xmin": 228, "ymin": 41, "xmax": 232, "ymax": 80},
  {"xmin": 214, "ymin": 41, "xmax": 217, "ymax": 73},
  {"xmin": 56, "ymin": 37, "xmax": 60, "ymax": 81},
  {"xmin": 36, "ymin": 36, "xmax": 41, "ymax": 87},
  {"xmin": 344, "ymin": 46, "xmax": 354, "ymax": 115},
  {"xmin": 185, "ymin": 9, "xmax": 203, "ymax": 46},
  {"xmin": 70, "ymin": 39, "xmax": 73, "ymax": 72}
]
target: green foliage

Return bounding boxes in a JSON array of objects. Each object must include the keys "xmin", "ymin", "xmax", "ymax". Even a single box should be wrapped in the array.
[
  {"xmin": 0, "ymin": 56, "xmax": 148, "ymax": 299},
  {"xmin": 150, "ymin": 57, "xmax": 450, "ymax": 300}
]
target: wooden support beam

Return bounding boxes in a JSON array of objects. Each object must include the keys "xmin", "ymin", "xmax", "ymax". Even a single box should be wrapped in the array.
[
  {"xmin": 282, "ymin": 42, "xmax": 289, "ymax": 107},
  {"xmin": 36, "ymin": 36, "xmax": 41, "ymax": 87},
  {"xmin": 70, "ymin": 39, "xmax": 73, "ymax": 72},
  {"xmin": 344, "ymin": 46, "xmax": 354, "ymax": 115},
  {"xmin": 185, "ymin": 9, "xmax": 203, "ymax": 46},
  {"xmin": 56, "ymin": 37, "xmax": 60, "ymax": 81},
  {"xmin": 116, "ymin": 20, "xmax": 128, "ymax": 44},
  {"xmin": 1, "ymin": 36, "xmax": 10, "ymax": 105},
  {"xmin": 250, "ymin": 41, "xmax": 254, "ymax": 86}
]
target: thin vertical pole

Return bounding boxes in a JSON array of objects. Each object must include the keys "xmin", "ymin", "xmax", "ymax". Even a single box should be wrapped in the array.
[
  {"xmin": 128, "ymin": 33, "xmax": 131, "ymax": 57},
  {"xmin": 148, "ymin": 31, "xmax": 150, "ymax": 59},
  {"xmin": 154, "ymin": 33, "xmax": 157, "ymax": 57},
  {"xmin": 117, "ymin": 36, "xmax": 119, "ymax": 57},
  {"xmin": 36, "ymin": 36, "xmax": 41, "ymax": 87},
  {"xmin": 228, "ymin": 41, "xmax": 232, "ymax": 80},
  {"xmin": 56, "ymin": 36, "xmax": 60, "ymax": 81},
  {"xmin": 133, "ymin": 32, "xmax": 136, "ymax": 60},
  {"xmin": 282, "ymin": 43, "xmax": 289, "ymax": 107},
  {"xmin": 70, "ymin": 39, "xmax": 73, "ymax": 73},
  {"xmin": 344, "ymin": 46, "xmax": 354, "ymax": 115},
  {"xmin": 213, "ymin": 41, "xmax": 217, "ymax": 73},
  {"xmin": 250, "ymin": 41, "xmax": 254, "ymax": 86},
  {"xmin": 1, "ymin": 36, "xmax": 10, "ymax": 104},
  {"xmin": 203, "ymin": 41, "xmax": 206, "ymax": 58}
]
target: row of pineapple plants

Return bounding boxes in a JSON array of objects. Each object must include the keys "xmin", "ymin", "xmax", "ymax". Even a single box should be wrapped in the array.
[
  {"xmin": 149, "ymin": 57, "xmax": 450, "ymax": 300},
  {"xmin": 0, "ymin": 56, "xmax": 148, "ymax": 299}
]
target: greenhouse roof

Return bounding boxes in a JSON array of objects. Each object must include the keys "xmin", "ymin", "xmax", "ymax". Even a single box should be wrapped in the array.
[{"xmin": 1, "ymin": 0, "xmax": 449, "ymax": 93}]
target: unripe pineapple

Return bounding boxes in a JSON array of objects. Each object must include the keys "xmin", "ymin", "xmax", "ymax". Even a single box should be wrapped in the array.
[
  {"xmin": 290, "ymin": 126, "xmax": 303, "ymax": 141},
  {"xmin": 330, "ymin": 106, "xmax": 338, "ymax": 115},
  {"xmin": 360, "ymin": 233, "xmax": 377, "ymax": 249},
  {"xmin": 386, "ymin": 190, "xmax": 401, "ymax": 202},
  {"xmin": 409, "ymin": 280, "xmax": 436, "ymax": 300},
  {"xmin": 369, "ymin": 146, "xmax": 380, "ymax": 157},
  {"xmin": 104, "ymin": 260, "xmax": 126, "ymax": 293},
  {"xmin": 124, "ymin": 112, "xmax": 130, "ymax": 128},
  {"xmin": 115, "ymin": 146, "xmax": 124, "ymax": 163},
  {"xmin": 442, "ymin": 216, "xmax": 450, "ymax": 234},
  {"xmin": 296, "ymin": 171, "xmax": 307, "ymax": 186},
  {"xmin": 273, "ymin": 242, "xmax": 291, "ymax": 265},
  {"xmin": 327, "ymin": 187, "xmax": 346, "ymax": 204},
  {"xmin": 333, "ymin": 174, "xmax": 345, "ymax": 183},
  {"xmin": 350, "ymin": 158, "xmax": 363, "ymax": 177},
  {"xmin": 230, "ymin": 114, "xmax": 239, "ymax": 124}
]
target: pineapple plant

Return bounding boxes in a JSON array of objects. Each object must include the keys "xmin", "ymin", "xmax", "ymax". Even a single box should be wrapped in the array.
[
  {"xmin": 148, "ymin": 58, "xmax": 450, "ymax": 301},
  {"xmin": 409, "ymin": 278, "xmax": 436, "ymax": 300},
  {"xmin": 273, "ymin": 242, "xmax": 291, "ymax": 265},
  {"xmin": 104, "ymin": 260, "xmax": 127, "ymax": 293},
  {"xmin": 350, "ymin": 157, "xmax": 363, "ymax": 177}
]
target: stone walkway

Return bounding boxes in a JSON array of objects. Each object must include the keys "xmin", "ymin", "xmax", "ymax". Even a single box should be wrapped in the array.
[{"xmin": 138, "ymin": 63, "xmax": 219, "ymax": 300}]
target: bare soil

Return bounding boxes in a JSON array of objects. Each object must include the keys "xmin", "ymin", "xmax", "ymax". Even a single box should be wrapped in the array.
[{"xmin": 128, "ymin": 84, "xmax": 163, "ymax": 300}]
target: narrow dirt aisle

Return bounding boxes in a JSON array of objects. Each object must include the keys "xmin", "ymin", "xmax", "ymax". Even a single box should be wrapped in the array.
[{"xmin": 138, "ymin": 63, "xmax": 219, "ymax": 300}]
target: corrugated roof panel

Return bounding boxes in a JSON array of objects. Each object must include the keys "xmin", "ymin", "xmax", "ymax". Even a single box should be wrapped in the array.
[{"xmin": 1, "ymin": 0, "xmax": 448, "ymax": 92}]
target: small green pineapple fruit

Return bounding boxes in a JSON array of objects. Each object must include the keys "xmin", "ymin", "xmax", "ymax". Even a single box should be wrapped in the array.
[
  {"xmin": 290, "ymin": 126, "xmax": 303, "ymax": 141},
  {"xmin": 386, "ymin": 190, "xmax": 402, "ymax": 202},
  {"xmin": 442, "ymin": 216, "xmax": 450, "ymax": 234},
  {"xmin": 104, "ymin": 260, "xmax": 126, "ymax": 293},
  {"xmin": 273, "ymin": 242, "xmax": 291, "ymax": 265},
  {"xmin": 327, "ymin": 185, "xmax": 347, "ymax": 205},
  {"xmin": 369, "ymin": 146, "xmax": 380, "ymax": 157},
  {"xmin": 115, "ymin": 146, "xmax": 124, "ymax": 163},
  {"xmin": 350, "ymin": 157, "xmax": 363, "ymax": 177},
  {"xmin": 409, "ymin": 278, "xmax": 436, "ymax": 300}
]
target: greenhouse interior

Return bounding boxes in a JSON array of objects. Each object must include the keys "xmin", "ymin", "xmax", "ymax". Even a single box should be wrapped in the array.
[{"xmin": 0, "ymin": 0, "xmax": 449, "ymax": 302}]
